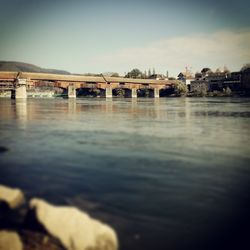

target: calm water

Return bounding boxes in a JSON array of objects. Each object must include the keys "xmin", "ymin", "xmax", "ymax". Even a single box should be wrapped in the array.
[{"xmin": 0, "ymin": 97, "xmax": 250, "ymax": 250}]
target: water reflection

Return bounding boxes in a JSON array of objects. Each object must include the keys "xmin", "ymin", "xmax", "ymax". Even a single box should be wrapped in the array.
[
  {"xmin": 68, "ymin": 98, "xmax": 76, "ymax": 114},
  {"xmin": 105, "ymin": 98, "xmax": 113, "ymax": 113},
  {"xmin": 15, "ymin": 99, "xmax": 27, "ymax": 128},
  {"xmin": 184, "ymin": 98, "xmax": 191, "ymax": 120}
]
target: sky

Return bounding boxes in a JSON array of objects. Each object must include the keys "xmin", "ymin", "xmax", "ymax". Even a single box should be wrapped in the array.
[{"xmin": 0, "ymin": 0, "xmax": 250, "ymax": 76}]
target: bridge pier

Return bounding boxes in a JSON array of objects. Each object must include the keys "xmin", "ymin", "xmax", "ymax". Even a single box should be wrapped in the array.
[
  {"xmin": 131, "ymin": 88, "xmax": 137, "ymax": 98},
  {"xmin": 153, "ymin": 88, "xmax": 159, "ymax": 98},
  {"xmin": 105, "ymin": 87, "xmax": 112, "ymax": 98},
  {"xmin": 12, "ymin": 79, "xmax": 27, "ymax": 99},
  {"xmin": 68, "ymin": 84, "xmax": 76, "ymax": 98}
]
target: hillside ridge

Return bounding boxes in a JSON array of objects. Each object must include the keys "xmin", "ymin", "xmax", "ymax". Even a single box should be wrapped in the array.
[{"xmin": 0, "ymin": 61, "xmax": 70, "ymax": 75}]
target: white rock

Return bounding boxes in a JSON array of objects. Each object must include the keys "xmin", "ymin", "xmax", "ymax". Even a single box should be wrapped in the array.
[
  {"xmin": 0, "ymin": 185, "xmax": 24, "ymax": 209},
  {"xmin": 0, "ymin": 230, "xmax": 23, "ymax": 250},
  {"xmin": 30, "ymin": 198, "xmax": 118, "ymax": 250}
]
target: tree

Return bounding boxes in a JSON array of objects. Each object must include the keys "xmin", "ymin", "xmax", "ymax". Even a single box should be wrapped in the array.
[
  {"xmin": 125, "ymin": 68, "xmax": 142, "ymax": 78},
  {"xmin": 153, "ymin": 68, "xmax": 156, "ymax": 75},
  {"xmin": 195, "ymin": 72, "xmax": 202, "ymax": 80},
  {"xmin": 201, "ymin": 68, "xmax": 211, "ymax": 74},
  {"xmin": 174, "ymin": 81, "xmax": 188, "ymax": 96},
  {"xmin": 241, "ymin": 63, "xmax": 250, "ymax": 72},
  {"xmin": 223, "ymin": 66, "xmax": 230, "ymax": 74},
  {"xmin": 103, "ymin": 72, "xmax": 119, "ymax": 77},
  {"xmin": 84, "ymin": 73, "xmax": 101, "ymax": 76},
  {"xmin": 148, "ymin": 69, "xmax": 151, "ymax": 77},
  {"xmin": 110, "ymin": 73, "xmax": 119, "ymax": 77}
]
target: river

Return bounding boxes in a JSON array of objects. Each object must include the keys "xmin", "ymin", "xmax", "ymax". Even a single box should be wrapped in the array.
[{"xmin": 0, "ymin": 97, "xmax": 250, "ymax": 250}]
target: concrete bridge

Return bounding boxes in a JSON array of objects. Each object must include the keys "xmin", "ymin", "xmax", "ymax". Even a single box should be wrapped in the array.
[{"xmin": 0, "ymin": 71, "xmax": 178, "ymax": 98}]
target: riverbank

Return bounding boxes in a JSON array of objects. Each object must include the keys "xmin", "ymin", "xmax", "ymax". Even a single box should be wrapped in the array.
[{"xmin": 186, "ymin": 90, "xmax": 250, "ymax": 97}]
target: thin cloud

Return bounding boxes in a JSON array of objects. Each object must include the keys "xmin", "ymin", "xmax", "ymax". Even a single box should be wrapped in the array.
[{"xmin": 90, "ymin": 29, "xmax": 250, "ymax": 75}]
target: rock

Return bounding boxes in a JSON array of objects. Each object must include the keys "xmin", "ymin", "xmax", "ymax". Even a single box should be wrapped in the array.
[
  {"xmin": 29, "ymin": 198, "xmax": 118, "ymax": 250},
  {"xmin": 0, "ymin": 230, "xmax": 23, "ymax": 250},
  {"xmin": 0, "ymin": 185, "xmax": 24, "ymax": 209},
  {"xmin": 20, "ymin": 229, "xmax": 64, "ymax": 250},
  {"xmin": 0, "ymin": 146, "xmax": 8, "ymax": 153}
]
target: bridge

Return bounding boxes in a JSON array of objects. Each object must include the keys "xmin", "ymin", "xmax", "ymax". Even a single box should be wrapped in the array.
[{"xmin": 0, "ymin": 71, "xmax": 178, "ymax": 98}]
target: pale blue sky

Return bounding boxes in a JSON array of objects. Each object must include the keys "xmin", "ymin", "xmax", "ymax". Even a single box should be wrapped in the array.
[{"xmin": 0, "ymin": 0, "xmax": 250, "ymax": 76}]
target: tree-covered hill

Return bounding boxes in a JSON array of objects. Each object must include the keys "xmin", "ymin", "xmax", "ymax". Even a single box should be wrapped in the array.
[{"xmin": 0, "ymin": 61, "xmax": 70, "ymax": 75}]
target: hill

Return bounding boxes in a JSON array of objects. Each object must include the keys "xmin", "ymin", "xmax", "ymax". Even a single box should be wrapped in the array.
[{"xmin": 0, "ymin": 61, "xmax": 70, "ymax": 75}]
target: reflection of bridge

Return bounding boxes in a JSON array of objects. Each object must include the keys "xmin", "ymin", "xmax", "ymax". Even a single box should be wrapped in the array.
[{"xmin": 0, "ymin": 71, "xmax": 178, "ymax": 98}]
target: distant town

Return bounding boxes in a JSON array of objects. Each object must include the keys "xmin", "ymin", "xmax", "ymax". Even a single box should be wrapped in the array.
[{"xmin": 118, "ymin": 64, "xmax": 250, "ymax": 97}]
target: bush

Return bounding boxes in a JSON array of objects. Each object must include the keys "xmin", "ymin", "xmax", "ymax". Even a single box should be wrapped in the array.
[{"xmin": 174, "ymin": 82, "xmax": 188, "ymax": 96}]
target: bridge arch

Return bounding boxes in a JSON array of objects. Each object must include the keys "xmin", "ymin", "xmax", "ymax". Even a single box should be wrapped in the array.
[
  {"xmin": 112, "ymin": 87, "xmax": 137, "ymax": 97},
  {"xmin": 77, "ymin": 87, "xmax": 105, "ymax": 97},
  {"xmin": 159, "ymin": 86, "xmax": 175, "ymax": 97}
]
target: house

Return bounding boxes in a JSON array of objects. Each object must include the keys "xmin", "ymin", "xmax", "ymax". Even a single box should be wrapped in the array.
[{"xmin": 191, "ymin": 68, "xmax": 212, "ymax": 92}]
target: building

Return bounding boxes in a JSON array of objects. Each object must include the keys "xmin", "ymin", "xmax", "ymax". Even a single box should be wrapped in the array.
[
  {"xmin": 190, "ymin": 80, "xmax": 209, "ymax": 93},
  {"xmin": 241, "ymin": 68, "xmax": 250, "ymax": 93},
  {"xmin": 207, "ymin": 72, "xmax": 229, "ymax": 82},
  {"xmin": 190, "ymin": 68, "xmax": 246, "ymax": 93}
]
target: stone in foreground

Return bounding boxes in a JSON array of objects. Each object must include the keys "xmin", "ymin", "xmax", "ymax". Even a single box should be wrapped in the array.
[
  {"xmin": 0, "ymin": 185, "xmax": 24, "ymax": 209},
  {"xmin": 30, "ymin": 198, "xmax": 118, "ymax": 250},
  {"xmin": 0, "ymin": 230, "xmax": 23, "ymax": 250}
]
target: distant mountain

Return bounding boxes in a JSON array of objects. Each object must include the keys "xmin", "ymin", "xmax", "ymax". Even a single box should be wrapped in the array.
[{"xmin": 0, "ymin": 61, "xmax": 71, "ymax": 75}]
